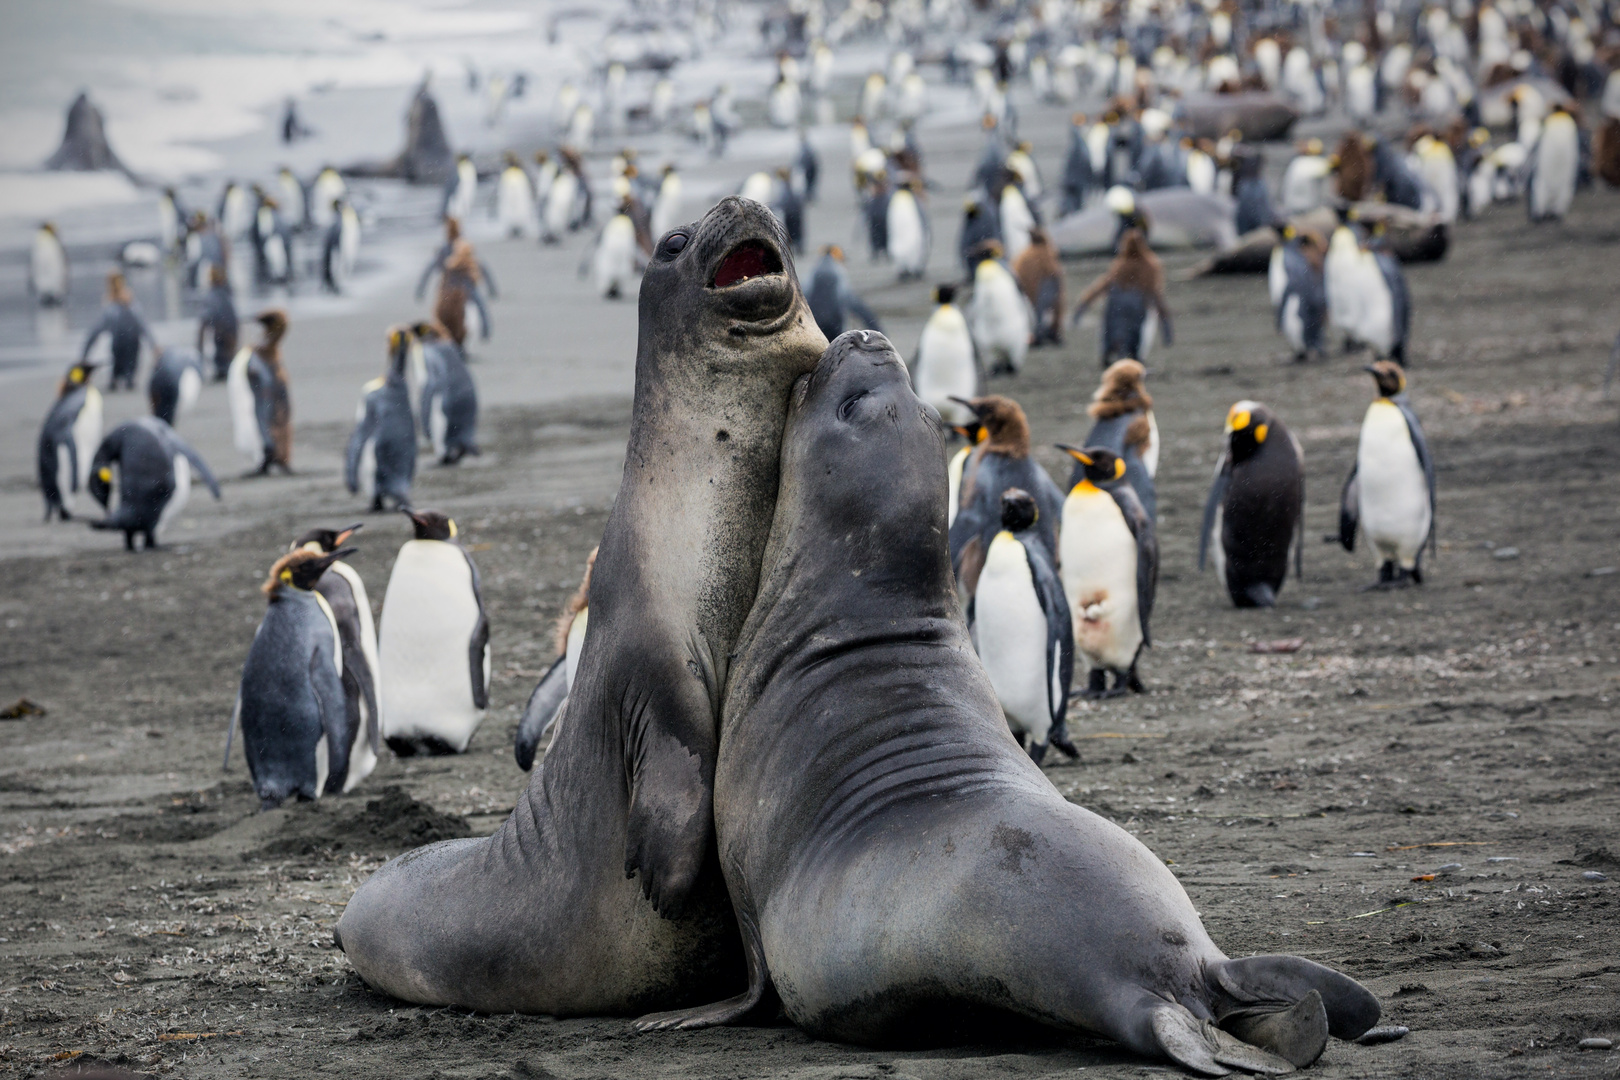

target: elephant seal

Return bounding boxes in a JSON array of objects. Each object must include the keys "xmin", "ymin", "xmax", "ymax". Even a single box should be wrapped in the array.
[
  {"xmin": 1051, "ymin": 190, "xmax": 1238, "ymax": 256},
  {"xmin": 638, "ymin": 330, "xmax": 1380, "ymax": 1074},
  {"xmin": 336, "ymin": 197, "xmax": 827, "ymax": 1013},
  {"xmin": 1178, "ymin": 92, "xmax": 1300, "ymax": 141}
]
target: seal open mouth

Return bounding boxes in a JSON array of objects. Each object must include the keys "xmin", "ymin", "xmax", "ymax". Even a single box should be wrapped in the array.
[{"xmin": 710, "ymin": 240, "xmax": 783, "ymax": 289}]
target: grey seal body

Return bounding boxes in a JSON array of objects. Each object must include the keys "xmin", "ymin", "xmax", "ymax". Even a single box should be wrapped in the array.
[
  {"xmin": 336, "ymin": 197, "xmax": 827, "ymax": 1014},
  {"xmin": 641, "ymin": 331, "xmax": 1378, "ymax": 1073}
]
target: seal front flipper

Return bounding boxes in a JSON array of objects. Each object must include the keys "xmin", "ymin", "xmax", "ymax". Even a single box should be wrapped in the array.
[
  {"xmin": 1210, "ymin": 954, "xmax": 1381, "ymax": 1042},
  {"xmin": 1147, "ymin": 1003, "xmax": 1295, "ymax": 1076},
  {"xmin": 634, "ymin": 897, "xmax": 776, "ymax": 1032}
]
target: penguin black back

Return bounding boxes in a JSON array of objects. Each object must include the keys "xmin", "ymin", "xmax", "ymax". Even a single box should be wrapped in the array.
[{"xmin": 1199, "ymin": 402, "xmax": 1304, "ymax": 608}]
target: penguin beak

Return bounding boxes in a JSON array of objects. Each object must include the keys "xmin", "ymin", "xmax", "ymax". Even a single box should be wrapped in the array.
[
  {"xmin": 335, "ymin": 523, "xmax": 364, "ymax": 546},
  {"xmin": 1055, "ymin": 443, "xmax": 1093, "ymax": 465}
]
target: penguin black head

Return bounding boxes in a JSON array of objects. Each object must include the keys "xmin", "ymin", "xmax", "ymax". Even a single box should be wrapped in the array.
[
  {"xmin": 257, "ymin": 308, "xmax": 289, "ymax": 344},
  {"xmin": 263, "ymin": 547, "xmax": 356, "ymax": 597},
  {"xmin": 950, "ymin": 395, "xmax": 1029, "ymax": 458},
  {"xmin": 386, "ymin": 326, "xmax": 411, "ymax": 372},
  {"xmin": 999, "ymin": 488, "xmax": 1039, "ymax": 533},
  {"xmin": 1056, "ymin": 444, "xmax": 1127, "ymax": 486},
  {"xmin": 411, "ymin": 320, "xmax": 447, "ymax": 343},
  {"xmin": 60, "ymin": 360, "xmax": 98, "ymax": 396},
  {"xmin": 1365, "ymin": 360, "xmax": 1406, "ymax": 398},
  {"xmin": 933, "ymin": 283, "xmax": 958, "ymax": 305},
  {"xmin": 404, "ymin": 508, "xmax": 456, "ymax": 541},
  {"xmin": 949, "ymin": 416, "xmax": 986, "ymax": 444},
  {"xmin": 290, "ymin": 523, "xmax": 363, "ymax": 554},
  {"xmin": 1224, "ymin": 400, "xmax": 1275, "ymax": 462},
  {"xmin": 90, "ymin": 463, "xmax": 113, "ymax": 508}
]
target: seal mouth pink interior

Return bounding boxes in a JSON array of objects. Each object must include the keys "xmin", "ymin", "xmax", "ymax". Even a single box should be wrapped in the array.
[{"xmin": 711, "ymin": 240, "xmax": 783, "ymax": 289}]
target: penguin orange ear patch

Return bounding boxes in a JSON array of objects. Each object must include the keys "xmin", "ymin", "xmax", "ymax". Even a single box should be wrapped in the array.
[
  {"xmin": 97, "ymin": 467, "xmax": 112, "ymax": 483},
  {"xmin": 1255, "ymin": 423, "xmax": 1269, "ymax": 444},
  {"xmin": 448, "ymin": 520, "xmax": 458, "ymax": 539},
  {"xmin": 71, "ymin": 368, "xmax": 85, "ymax": 383},
  {"xmin": 1114, "ymin": 458, "xmax": 1126, "ymax": 480},
  {"xmin": 280, "ymin": 569, "xmax": 294, "ymax": 584}
]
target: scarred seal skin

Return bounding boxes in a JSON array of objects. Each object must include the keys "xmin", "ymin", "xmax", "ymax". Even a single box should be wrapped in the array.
[
  {"xmin": 336, "ymin": 197, "xmax": 827, "ymax": 1015},
  {"xmin": 640, "ymin": 330, "xmax": 1379, "ymax": 1075}
]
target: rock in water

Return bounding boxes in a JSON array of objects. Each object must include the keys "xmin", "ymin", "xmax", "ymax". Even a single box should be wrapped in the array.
[
  {"xmin": 45, "ymin": 92, "xmax": 127, "ymax": 172},
  {"xmin": 397, "ymin": 80, "xmax": 454, "ymax": 185}
]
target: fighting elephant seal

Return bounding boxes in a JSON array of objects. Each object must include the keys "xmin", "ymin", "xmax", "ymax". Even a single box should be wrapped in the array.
[
  {"xmin": 639, "ymin": 330, "xmax": 1380, "ymax": 1073},
  {"xmin": 336, "ymin": 197, "xmax": 827, "ymax": 1013}
]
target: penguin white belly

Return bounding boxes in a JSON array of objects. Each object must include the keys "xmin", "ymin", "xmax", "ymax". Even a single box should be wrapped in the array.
[
  {"xmin": 73, "ymin": 389, "xmax": 102, "ymax": 490},
  {"xmin": 226, "ymin": 349, "xmax": 265, "ymax": 468},
  {"xmin": 972, "ymin": 272, "xmax": 1031, "ymax": 371},
  {"xmin": 1532, "ymin": 122, "xmax": 1579, "ymax": 219},
  {"xmin": 1060, "ymin": 487, "xmax": 1141, "ymax": 672},
  {"xmin": 1356, "ymin": 257, "xmax": 1395, "ymax": 355},
  {"xmin": 564, "ymin": 608, "xmax": 587, "ymax": 689},
  {"xmin": 594, "ymin": 216, "xmax": 638, "ymax": 298},
  {"xmin": 651, "ymin": 180, "xmax": 683, "ymax": 240},
  {"xmin": 740, "ymin": 172, "xmax": 774, "ymax": 205},
  {"xmin": 56, "ymin": 444, "xmax": 76, "ymax": 514},
  {"xmin": 463, "ymin": 297, "xmax": 484, "ymax": 341},
  {"xmin": 1137, "ymin": 308, "xmax": 1159, "ymax": 361},
  {"xmin": 157, "ymin": 454, "xmax": 191, "ymax": 540},
  {"xmin": 946, "ymin": 446, "xmax": 970, "ymax": 528},
  {"xmin": 1142, "ymin": 412, "xmax": 1161, "ymax": 477},
  {"xmin": 975, "ymin": 535, "xmax": 1053, "ymax": 745},
  {"xmin": 340, "ymin": 211, "xmax": 361, "ymax": 275},
  {"xmin": 1357, "ymin": 402, "xmax": 1430, "ymax": 567},
  {"xmin": 1267, "ymin": 247, "xmax": 1289, "ymax": 308},
  {"xmin": 329, "ymin": 561, "xmax": 382, "ymax": 791},
  {"xmin": 429, "ymin": 397, "xmax": 449, "ymax": 460},
  {"xmin": 887, "ymin": 192, "xmax": 927, "ymax": 275},
  {"xmin": 1281, "ymin": 293, "xmax": 1305, "ymax": 352},
  {"xmin": 1000, "ymin": 188, "xmax": 1035, "ymax": 263},
  {"xmin": 914, "ymin": 310, "xmax": 976, "ymax": 419},
  {"xmin": 177, "ymin": 365, "xmax": 202, "ymax": 420},
  {"xmin": 1188, "ymin": 152, "xmax": 1216, "ymax": 194},
  {"xmin": 32, "ymin": 238, "xmax": 67, "ymax": 300},
  {"xmin": 358, "ymin": 436, "xmax": 378, "ymax": 496},
  {"xmin": 378, "ymin": 540, "xmax": 484, "ymax": 751},
  {"xmin": 497, "ymin": 171, "xmax": 534, "ymax": 237},
  {"xmin": 545, "ymin": 173, "xmax": 579, "ymax": 236}
]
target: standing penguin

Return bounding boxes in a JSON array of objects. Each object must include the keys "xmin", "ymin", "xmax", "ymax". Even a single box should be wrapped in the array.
[
  {"xmin": 286, "ymin": 524, "xmax": 382, "ymax": 793},
  {"xmin": 37, "ymin": 360, "xmax": 102, "ymax": 521},
  {"xmin": 1199, "ymin": 401, "xmax": 1305, "ymax": 608},
  {"xmin": 320, "ymin": 198, "xmax": 362, "ymax": 293},
  {"xmin": 957, "ymin": 193, "xmax": 1001, "ymax": 275},
  {"xmin": 590, "ymin": 199, "xmax": 642, "ymax": 299},
  {"xmin": 912, "ymin": 284, "xmax": 977, "ymax": 425},
  {"xmin": 1071, "ymin": 229, "xmax": 1173, "ymax": 368},
  {"xmin": 514, "ymin": 546, "xmax": 595, "ymax": 771},
  {"xmin": 947, "ymin": 417, "xmax": 987, "ymax": 529},
  {"xmin": 967, "ymin": 241, "xmax": 1033, "ymax": 375},
  {"xmin": 219, "ymin": 180, "xmax": 252, "ymax": 240},
  {"xmin": 414, "ymin": 321, "xmax": 480, "ymax": 464},
  {"xmin": 1324, "ymin": 223, "xmax": 1365, "ymax": 350},
  {"xmin": 948, "ymin": 395, "xmax": 1067, "ymax": 597},
  {"xmin": 1270, "ymin": 226, "xmax": 1329, "ymax": 360},
  {"xmin": 227, "ymin": 309, "xmax": 293, "ymax": 474},
  {"xmin": 147, "ymin": 347, "xmax": 205, "ymax": 427},
  {"xmin": 310, "ymin": 167, "xmax": 347, "ymax": 231},
  {"xmin": 1083, "ymin": 358, "xmax": 1158, "ymax": 519},
  {"xmin": 81, "ymin": 272, "xmax": 159, "ymax": 391},
  {"xmin": 1365, "ymin": 236, "xmax": 1411, "ymax": 363},
  {"xmin": 541, "ymin": 148, "xmax": 591, "ymax": 242},
  {"xmin": 806, "ymin": 245, "xmax": 882, "ymax": 340},
  {"xmin": 196, "ymin": 265, "xmax": 238, "ymax": 381},
  {"xmin": 968, "ymin": 488, "xmax": 1079, "ymax": 764},
  {"xmin": 1528, "ymin": 104, "xmax": 1579, "ymax": 222},
  {"xmin": 886, "ymin": 179, "xmax": 930, "ymax": 281},
  {"xmin": 1055, "ymin": 445, "xmax": 1157, "ymax": 697},
  {"xmin": 496, "ymin": 151, "xmax": 537, "ymax": 238},
  {"xmin": 249, "ymin": 190, "xmax": 293, "ymax": 286},
  {"xmin": 377, "ymin": 509, "xmax": 489, "ymax": 756},
  {"xmin": 650, "ymin": 163, "xmax": 683, "ymax": 240},
  {"xmin": 232, "ymin": 546, "xmax": 367, "ymax": 809},
  {"xmin": 87, "ymin": 417, "xmax": 221, "ymax": 551},
  {"xmin": 418, "ymin": 226, "xmax": 497, "ymax": 347},
  {"xmin": 158, "ymin": 188, "xmax": 185, "ymax": 254},
  {"xmin": 1339, "ymin": 361, "xmax": 1436, "ymax": 588},
  {"xmin": 998, "ymin": 174, "xmax": 1038, "ymax": 263},
  {"xmin": 29, "ymin": 222, "xmax": 68, "ymax": 306},
  {"xmin": 444, "ymin": 153, "xmax": 478, "ymax": 222},
  {"xmin": 346, "ymin": 328, "xmax": 418, "ymax": 511},
  {"xmin": 1011, "ymin": 227, "xmax": 1066, "ymax": 345},
  {"xmin": 1061, "ymin": 114, "xmax": 1098, "ymax": 214}
]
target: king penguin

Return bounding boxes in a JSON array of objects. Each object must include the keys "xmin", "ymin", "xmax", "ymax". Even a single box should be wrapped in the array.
[
  {"xmin": 1339, "ymin": 361, "xmax": 1436, "ymax": 588},
  {"xmin": 286, "ymin": 524, "xmax": 382, "ymax": 793},
  {"xmin": 968, "ymin": 242, "xmax": 1033, "ymax": 375},
  {"xmin": 87, "ymin": 417, "xmax": 221, "ymax": 551},
  {"xmin": 1270, "ymin": 226, "xmax": 1329, "ymax": 360},
  {"xmin": 1324, "ymin": 222, "xmax": 1366, "ymax": 351},
  {"xmin": 948, "ymin": 395, "xmax": 1067, "ymax": 597},
  {"xmin": 912, "ymin": 283, "xmax": 978, "ymax": 425},
  {"xmin": 946, "ymin": 416, "xmax": 987, "ymax": 529},
  {"xmin": 1528, "ymin": 104, "xmax": 1579, "ymax": 222},
  {"xmin": 968, "ymin": 488, "xmax": 1079, "ymax": 764},
  {"xmin": 310, "ymin": 167, "xmax": 346, "ymax": 231},
  {"xmin": 377, "ymin": 509, "xmax": 489, "ymax": 756},
  {"xmin": 413, "ymin": 322, "xmax": 480, "ymax": 464},
  {"xmin": 496, "ymin": 151, "xmax": 536, "ymax": 239},
  {"xmin": 1082, "ymin": 358, "xmax": 1158, "ymax": 520},
  {"xmin": 1199, "ymin": 401, "xmax": 1305, "ymax": 608},
  {"xmin": 650, "ymin": 163, "xmax": 683, "ymax": 240},
  {"xmin": 30, "ymin": 222, "xmax": 68, "ymax": 306},
  {"xmin": 37, "ymin": 360, "xmax": 102, "ymax": 521},
  {"xmin": 886, "ymin": 179, "xmax": 929, "ymax": 281},
  {"xmin": 514, "ymin": 546, "xmax": 595, "ymax": 770},
  {"xmin": 227, "ymin": 310, "xmax": 293, "ymax": 474},
  {"xmin": 591, "ymin": 198, "xmax": 641, "ymax": 299},
  {"xmin": 231, "ymin": 546, "xmax": 365, "ymax": 809},
  {"xmin": 147, "ymin": 347, "xmax": 205, "ymax": 427},
  {"xmin": 444, "ymin": 153, "xmax": 478, "ymax": 223},
  {"xmin": 1056, "ymin": 445, "xmax": 1158, "ymax": 697},
  {"xmin": 345, "ymin": 328, "xmax": 418, "ymax": 511}
]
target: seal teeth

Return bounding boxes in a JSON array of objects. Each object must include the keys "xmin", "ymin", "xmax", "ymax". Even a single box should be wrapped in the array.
[{"xmin": 712, "ymin": 240, "xmax": 782, "ymax": 288}]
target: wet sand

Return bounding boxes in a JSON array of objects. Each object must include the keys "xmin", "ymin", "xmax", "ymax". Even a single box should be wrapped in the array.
[{"xmin": 2, "ymin": 93, "xmax": 1619, "ymax": 1078}]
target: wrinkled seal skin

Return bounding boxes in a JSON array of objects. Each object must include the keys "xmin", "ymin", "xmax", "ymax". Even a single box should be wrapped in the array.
[
  {"xmin": 337, "ymin": 197, "xmax": 827, "ymax": 1014},
  {"xmin": 640, "ymin": 331, "xmax": 1378, "ymax": 1071}
]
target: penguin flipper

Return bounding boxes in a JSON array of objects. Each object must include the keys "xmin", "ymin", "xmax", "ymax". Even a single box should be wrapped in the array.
[
  {"xmin": 1392, "ymin": 394, "xmax": 1437, "ymax": 556},
  {"xmin": 311, "ymin": 644, "xmax": 350, "ymax": 794},
  {"xmin": 1198, "ymin": 455, "xmax": 1230, "ymax": 572},
  {"xmin": 1338, "ymin": 463, "xmax": 1359, "ymax": 552},
  {"xmin": 1112, "ymin": 484, "xmax": 1158, "ymax": 647},
  {"xmin": 166, "ymin": 428, "xmax": 221, "ymax": 499},
  {"xmin": 222, "ymin": 692, "xmax": 241, "ymax": 772},
  {"xmin": 1022, "ymin": 538, "xmax": 1073, "ymax": 727},
  {"xmin": 514, "ymin": 656, "xmax": 568, "ymax": 771}
]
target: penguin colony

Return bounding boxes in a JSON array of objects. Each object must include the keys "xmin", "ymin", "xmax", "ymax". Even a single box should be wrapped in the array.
[{"xmin": 18, "ymin": 1, "xmax": 1617, "ymax": 1068}]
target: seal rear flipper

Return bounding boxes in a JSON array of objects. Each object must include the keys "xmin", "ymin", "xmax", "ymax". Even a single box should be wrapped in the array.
[
  {"xmin": 634, "ymin": 897, "xmax": 775, "ymax": 1032},
  {"xmin": 1148, "ymin": 1003, "xmax": 1295, "ymax": 1076},
  {"xmin": 1219, "ymin": 990, "xmax": 1328, "ymax": 1068},
  {"xmin": 1211, "ymin": 954, "xmax": 1381, "ymax": 1042}
]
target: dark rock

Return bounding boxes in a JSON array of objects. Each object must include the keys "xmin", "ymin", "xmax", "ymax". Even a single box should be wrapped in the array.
[{"xmin": 45, "ymin": 92, "xmax": 127, "ymax": 172}]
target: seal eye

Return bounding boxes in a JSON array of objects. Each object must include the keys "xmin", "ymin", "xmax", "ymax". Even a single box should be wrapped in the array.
[
  {"xmin": 837, "ymin": 391, "xmax": 867, "ymax": 422},
  {"xmin": 661, "ymin": 232, "xmax": 689, "ymax": 258}
]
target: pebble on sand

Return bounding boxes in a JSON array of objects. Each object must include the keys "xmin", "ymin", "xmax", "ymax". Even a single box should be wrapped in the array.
[
  {"xmin": 1493, "ymin": 547, "xmax": 1520, "ymax": 560},
  {"xmin": 1579, "ymin": 1038, "xmax": 1613, "ymax": 1050},
  {"xmin": 1357, "ymin": 1025, "xmax": 1410, "ymax": 1045},
  {"xmin": 1583, "ymin": 871, "xmax": 1608, "ymax": 881}
]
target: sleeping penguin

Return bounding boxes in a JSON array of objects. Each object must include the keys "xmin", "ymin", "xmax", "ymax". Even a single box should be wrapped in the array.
[
  {"xmin": 288, "ymin": 524, "xmax": 381, "ymax": 790},
  {"xmin": 968, "ymin": 488, "xmax": 1079, "ymax": 765},
  {"xmin": 1269, "ymin": 226, "xmax": 1328, "ymax": 361},
  {"xmin": 1199, "ymin": 401, "xmax": 1305, "ymax": 608},
  {"xmin": 1056, "ymin": 446, "xmax": 1158, "ymax": 698},
  {"xmin": 948, "ymin": 395, "xmax": 1067, "ymax": 599},
  {"xmin": 232, "ymin": 546, "xmax": 365, "ymax": 809},
  {"xmin": 377, "ymin": 509, "xmax": 489, "ymax": 756},
  {"xmin": 147, "ymin": 346, "xmax": 205, "ymax": 427},
  {"xmin": 1338, "ymin": 361, "xmax": 1436, "ymax": 588},
  {"xmin": 345, "ymin": 328, "xmax": 417, "ymax": 511},
  {"xmin": 1082, "ymin": 358, "xmax": 1158, "ymax": 520},
  {"xmin": 37, "ymin": 360, "xmax": 102, "ymax": 521},
  {"xmin": 88, "ymin": 417, "xmax": 221, "ymax": 551},
  {"xmin": 514, "ymin": 546, "xmax": 595, "ymax": 770},
  {"xmin": 413, "ymin": 322, "xmax": 480, "ymax": 464}
]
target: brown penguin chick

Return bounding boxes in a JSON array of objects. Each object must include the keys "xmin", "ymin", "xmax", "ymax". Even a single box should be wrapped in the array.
[
  {"xmin": 1595, "ymin": 117, "xmax": 1620, "ymax": 189},
  {"xmin": 1089, "ymin": 358, "xmax": 1154, "ymax": 459},
  {"xmin": 1295, "ymin": 227, "xmax": 1327, "ymax": 272},
  {"xmin": 435, "ymin": 239, "xmax": 482, "ymax": 346},
  {"xmin": 1011, "ymin": 227, "xmax": 1066, "ymax": 344},
  {"xmin": 553, "ymin": 546, "xmax": 598, "ymax": 656},
  {"xmin": 1333, "ymin": 131, "xmax": 1372, "ymax": 201},
  {"xmin": 1071, "ymin": 228, "xmax": 1171, "ymax": 328},
  {"xmin": 254, "ymin": 308, "xmax": 293, "ymax": 471}
]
